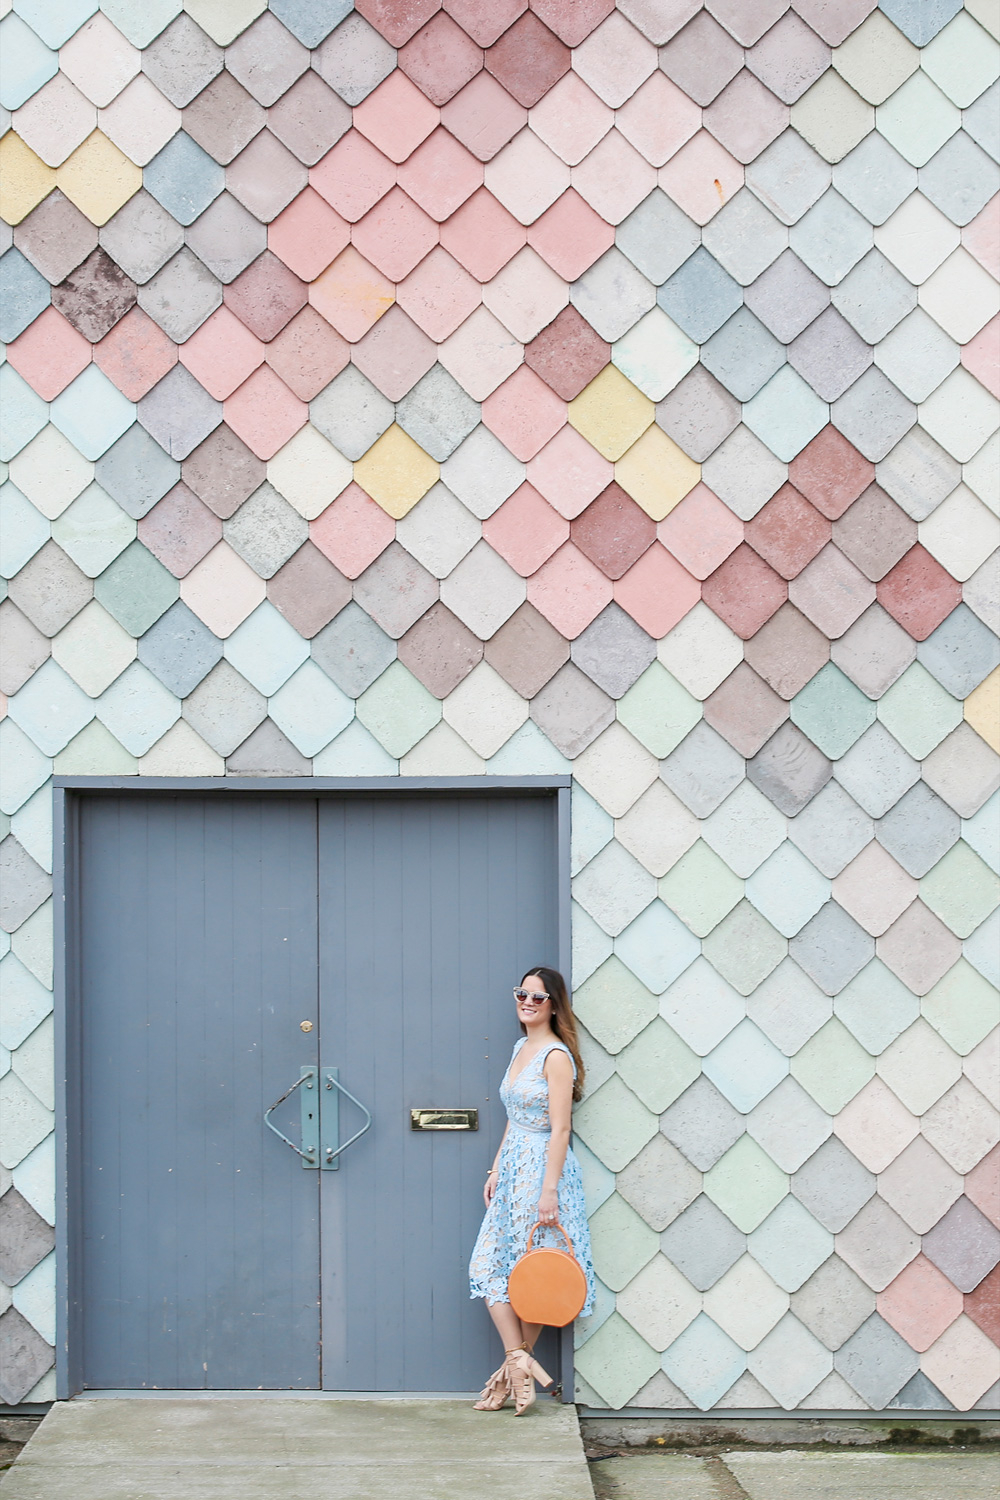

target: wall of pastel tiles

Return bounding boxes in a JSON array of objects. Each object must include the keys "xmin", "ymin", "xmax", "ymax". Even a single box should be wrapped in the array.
[{"xmin": 0, "ymin": 0, "xmax": 998, "ymax": 1415}]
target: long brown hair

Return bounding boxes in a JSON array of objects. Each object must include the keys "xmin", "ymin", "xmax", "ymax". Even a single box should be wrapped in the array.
[{"xmin": 520, "ymin": 966, "xmax": 585, "ymax": 1102}]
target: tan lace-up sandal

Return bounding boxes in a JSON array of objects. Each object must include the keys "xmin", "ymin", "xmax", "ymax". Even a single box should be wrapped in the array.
[
  {"xmin": 472, "ymin": 1362, "xmax": 511, "ymax": 1410},
  {"xmin": 504, "ymin": 1345, "xmax": 553, "ymax": 1416}
]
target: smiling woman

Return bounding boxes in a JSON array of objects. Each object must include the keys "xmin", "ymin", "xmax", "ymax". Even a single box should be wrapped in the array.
[{"xmin": 468, "ymin": 967, "xmax": 595, "ymax": 1415}]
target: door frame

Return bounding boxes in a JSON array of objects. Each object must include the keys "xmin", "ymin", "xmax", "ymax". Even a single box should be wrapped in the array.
[{"xmin": 52, "ymin": 775, "xmax": 572, "ymax": 1400}]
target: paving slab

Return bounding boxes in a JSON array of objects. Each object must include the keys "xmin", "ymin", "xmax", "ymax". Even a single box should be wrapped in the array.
[
  {"xmin": 0, "ymin": 1396, "xmax": 594, "ymax": 1500},
  {"xmin": 723, "ymin": 1448, "xmax": 999, "ymax": 1499}
]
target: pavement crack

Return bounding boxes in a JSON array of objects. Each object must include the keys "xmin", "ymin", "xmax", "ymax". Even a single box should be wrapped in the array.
[{"xmin": 706, "ymin": 1453, "xmax": 752, "ymax": 1500}]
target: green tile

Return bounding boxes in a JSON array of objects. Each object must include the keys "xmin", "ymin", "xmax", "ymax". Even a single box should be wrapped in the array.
[
  {"xmin": 573, "ymin": 1312, "xmax": 661, "ymax": 1411},
  {"xmin": 589, "ymin": 1193, "xmax": 660, "ymax": 1292},
  {"xmin": 572, "ymin": 1073, "xmax": 659, "ymax": 1172},
  {"xmin": 617, "ymin": 661, "xmax": 702, "ymax": 759},
  {"xmin": 922, "ymin": 958, "xmax": 999, "ymax": 1055},
  {"xmin": 615, "ymin": 1016, "xmax": 701, "ymax": 1113},
  {"xmin": 573, "ymin": 954, "xmax": 659, "ymax": 1054},
  {"xmin": 52, "ymin": 719, "xmax": 138, "ymax": 775},
  {"xmin": 791, "ymin": 663, "xmax": 877, "ymax": 760},
  {"xmin": 94, "ymin": 540, "xmax": 179, "ymax": 637},
  {"xmin": 920, "ymin": 841, "xmax": 1000, "ymax": 939},
  {"xmin": 354, "ymin": 661, "xmax": 441, "ymax": 759},
  {"xmin": 702, "ymin": 1135, "xmax": 787, "ymax": 1233},
  {"xmin": 790, "ymin": 1017, "xmax": 876, "ymax": 1114},
  {"xmin": 877, "ymin": 662, "xmax": 963, "ymax": 759},
  {"xmin": 659, "ymin": 840, "xmax": 744, "ymax": 937}
]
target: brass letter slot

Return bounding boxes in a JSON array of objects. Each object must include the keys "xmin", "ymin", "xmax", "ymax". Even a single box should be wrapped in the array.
[{"xmin": 410, "ymin": 1108, "xmax": 479, "ymax": 1131}]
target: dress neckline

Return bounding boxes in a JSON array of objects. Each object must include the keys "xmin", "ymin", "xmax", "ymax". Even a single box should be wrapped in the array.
[{"xmin": 507, "ymin": 1036, "xmax": 561, "ymax": 1086}]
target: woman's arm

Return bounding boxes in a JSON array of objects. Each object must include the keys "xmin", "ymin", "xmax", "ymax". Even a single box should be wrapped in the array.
[
  {"xmin": 537, "ymin": 1050, "xmax": 574, "ymax": 1222},
  {"xmin": 484, "ymin": 1121, "xmax": 510, "ymax": 1206}
]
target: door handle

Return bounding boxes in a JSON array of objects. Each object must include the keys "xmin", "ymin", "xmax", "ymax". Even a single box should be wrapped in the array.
[
  {"xmin": 264, "ymin": 1066, "xmax": 372, "ymax": 1170},
  {"xmin": 320, "ymin": 1067, "xmax": 372, "ymax": 1170},
  {"xmin": 265, "ymin": 1067, "xmax": 319, "ymax": 1167}
]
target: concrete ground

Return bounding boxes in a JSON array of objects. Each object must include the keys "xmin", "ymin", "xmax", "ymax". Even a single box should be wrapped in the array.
[
  {"xmin": 590, "ymin": 1448, "xmax": 1000, "ymax": 1499},
  {"xmin": 0, "ymin": 1395, "xmax": 594, "ymax": 1499}
]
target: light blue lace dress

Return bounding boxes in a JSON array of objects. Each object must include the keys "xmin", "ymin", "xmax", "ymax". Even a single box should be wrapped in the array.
[{"xmin": 469, "ymin": 1037, "xmax": 595, "ymax": 1317}]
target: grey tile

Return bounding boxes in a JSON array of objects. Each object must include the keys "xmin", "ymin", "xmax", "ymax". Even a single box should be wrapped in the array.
[
  {"xmin": 701, "ymin": 307, "xmax": 785, "ymax": 401},
  {"xmin": 0, "ymin": 1189, "xmax": 54, "ymax": 1285},
  {"xmin": 99, "ymin": 191, "xmax": 185, "ymax": 285},
  {"xmin": 917, "ymin": 603, "xmax": 1000, "ymax": 699},
  {"xmin": 227, "ymin": 717, "xmax": 311, "ymax": 775},
  {"xmin": 311, "ymin": 601, "xmax": 396, "ymax": 698},
  {"xmin": 660, "ymin": 721, "xmax": 745, "ymax": 817},
  {"xmin": 529, "ymin": 662, "xmax": 615, "ymax": 759},
  {"xmin": 143, "ymin": 131, "xmax": 225, "ymax": 228},
  {"xmin": 963, "ymin": 79, "xmax": 999, "ymax": 164},
  {"xmin": 312, "ymin": 12, "xmax": 396, "ymax": 106},
  {"xmin": 12, "ymin": 190, "xmax": 98, "ymax": 286},
  {"xmin": 225, "ymin": 12, "xmax": 310, "ymax": 107},
  {"xmin": 746, "ymin": 127, "xmax": 832, "ymax": 226},
  {"xmin": 138, "ymin": 365, "xmax": 223, "ymax": 461},
  {"xmin": 137, "ymin": 599, "xmax": 224, "ymax": 697},
  {"xmin": 833, "ymin": 133, "xmax": 917, "ymax": 227},
  {"xmin": 0, "ymin": 248, "xmax": 49, "ymax": 343},
  {"xmin": 352, "ymin": 541, "xmax": 439, "ymax": 639},
  {"xmin": 831, "ymin": 604, "xmax": 916, "ymax": 698},
  {"xmin": 657, "ymin": 248, "xmax": 744, "ymax": 346},
  {"xmin": 660, "ymin": 1195, "xmax": 746, "ymax": 1290},
  {"xmin": 701, "ymin": 188, "xmax": 787, "ymax": 287},
  {"xmin": 0, "ymin": 837, "xmax": 51, "ymax": 933},
  {"xmin": 95, "ymin": 424, "xmax": 180, "ymax": 520},
  {"xmin": 182, "ymin": 425, "xmax": 266, "ymax": 519},
  {"xmin": 963, "ymin": 551, "xmax": 1000, "ymax": 637},
  {"xmin": 831, "ymin": 250, "xmax": 916, "ymax": 343},
  {"xmin": 789, "ymin": 900, "xmax": 875, "ymax": 994},
  {"xmin": 831, "ymin": 368, "xmax": 916, "ymax": 463},
  {"xmin": 889, "ymin": 1371, "xmax": 956, "ymax": 1409},
  {"xmin": 875, "ymin": 308, "xmax": 959, "ymax": 405},
  {"xmin": 879, "ymin": 0, "xmax": 962, "ymax": 46},
  {"xmin": 0, "ymin": 1306, "xmax": 54, "ymax": 1406},
  {"xmin": 397, "ymin": 601, "xmax": 483, "ymax": 698},
  {"xmin": 223, "ymin": 482, "xmax": 308, "ymax": 578},
  {"xmin": 788, "ymin": 781, "xmax": 873, "ymax": 877},
  {"xmin": 788, "ymin": 307, "xmax": 872, "ymax": 403},
  {"xmin": 7, "ymin": 540, "xmax": 92, "ymax": 637},
  {"xmin": 395, "ymin": 364, "xmax": 481, "ymax": 462},
  {"xmin": 269, "ymin": 0, "xmax": 354, "ymax": 50},
  {"xmin": 267, "ymin": 69, "xmax": 352, "ymax": 166},
  {"xmin": 0, "ymin": 601, "xmax": 49, "ymax": 697},
  {"xmin": 141, "ymin": 13, "xmax": 224, "ymax": 107},
  {"xmin": 659, "ymin": 1075, "xmax": 745, "ymax": 1171},
  {"xmin": 833, "ymin": 484, "xmax": 917, "ymax": 583},
  {"xmin": 615, "ymin": 189, "xmax": 700, "ymax": 286},
  {"xmin": 185, "ymin": 192, "xmax": 268, "ymax": 285},
  {"xmin": 876, "ymin": 781, "xmax": 960, "ymax": 877},
  {"xmin": 703, "ymin": 901, "xmax": 787, "ymax": 994},
  {"xmin": 658, "ymin": 10, "xmax": 743, "ymax": 105},
  {"xmin": 788, "ymin": 188, "xmax": 872, "ymax": 287},
  {"xmin": 834, "ymin": 1312, "xmax": 918, "ymax": 1408},
  {"xmin": 183, "ymin": 71, "xmax": 265, "ymax": 166},
  {"xmin": 921, "ymin": 1197, "xmax": 1000, "ymax": 1293},
  {"xmin": 617, "ymin": 1132, "xmax": 701, "ymax": 1232},
  {"xmin": 790, "ymin": 1256, "xmax": 875, "ymax": 1352},
  {"xmin": 570, "ymin": 603, "xmax": 655, "ymax": 699},
  {"xmin": 310, "ymin": 364, "xmax": 393, "ymax": 460},
  {"xmin": 571, "ymin": 247, "xmax": 657, "ymax": 343},
  {"xmin": 921, "ymin": 721, "xmax": 1000, "ymax": 819},
  {"xmin": 656, "ymin": 365, "xmax": 741, "ymax": 461},
  {"xmin": 748, "ymin": 721, "xmax": 832, "ymax": 816},
  {"xmin": 875, "ymin": 426, "xmax": 961, "ymax": 523},
  {"xmin": 182, "ymin": 659, "xmax": 267, "ymax": 755},
  {"xmin": 833, "ymin": 722, "xmax": 920, "ymax": 818},
  {"xmin": 919, "ymin": 130, "xmax": 1000, "ymax": 226},
  {"xmin": 792, "ymin": 1138, "xmax": 876, "ymax": 1233},
  {"xmin": 745, "ymin": 249, "xmax": 830, "ymax": 343},
  {"xmin": 138, "ymin": 247, "xmax": 222, "ymax": 343}
]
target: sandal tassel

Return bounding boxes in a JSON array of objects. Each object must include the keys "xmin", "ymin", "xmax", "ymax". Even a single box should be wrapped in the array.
[{"xmin": 472, "ymin": 1362, "xmax": 511, "ymax": 1410}]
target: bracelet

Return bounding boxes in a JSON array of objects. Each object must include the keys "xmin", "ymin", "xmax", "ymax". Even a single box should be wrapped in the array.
[{"xmin": 486, "ymin": 1169, "xmax": 498, "ymax": 1180}]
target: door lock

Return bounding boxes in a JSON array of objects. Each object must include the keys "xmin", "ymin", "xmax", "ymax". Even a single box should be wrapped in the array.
[{"xmin": 265, "ymin": 1066, "xmax": 372, "ymax": 1170}]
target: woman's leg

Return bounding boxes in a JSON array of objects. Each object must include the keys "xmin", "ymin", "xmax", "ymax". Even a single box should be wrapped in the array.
[{"xmin": 487, "ymin": 1299, "xmax": 527, "ymax": 1350}]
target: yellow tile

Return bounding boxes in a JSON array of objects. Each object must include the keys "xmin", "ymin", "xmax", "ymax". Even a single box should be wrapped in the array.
[
  {"xmin": 0, "ymin": 133, "xmax": 57, "ymax": 224},
  {"xmin": 57, "ymin": 131, "xmax": 141, "ymax": 225},
  {"xmin": 966, "ymin": 666, "xmax": 999, "ymax": 752},
  {"xmin": 614, "ymin": 426, "xmax": 700, "ymax": 521},
  {"xmin": 354, "ymin": 425, "xmax": 439, "ymax": 520},
  {"xmin": 568, "ymin": 365, "xmax": 655, "ymax": 461}
]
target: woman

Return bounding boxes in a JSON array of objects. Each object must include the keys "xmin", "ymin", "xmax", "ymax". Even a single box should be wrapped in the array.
[{"xmin": 468, "ymin": 966, "xmax": 595, "ymax": 1415}]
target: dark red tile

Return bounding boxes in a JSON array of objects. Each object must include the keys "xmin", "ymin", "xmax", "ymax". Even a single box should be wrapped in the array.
[
  {"xmin": 51, "ymin": 247, "xmax": 137, "ymax": 343},
  {"xmin": 223, "ymin": 251, "xmax": 308, "ymax": 343},
  {"xmin": 571, "ymin": 483, "xmax": 656, "ymax": 580},
  {"xmin": 788, "ymin": 424, "xmax": 874, "ymax": 520},
  {"xmin": 702, "ymin": 543, "xmax": 788, "ymax": 640},
  {"xmin": 965, "ymin": 1264, "xmax": 1000, "ymax": 1345},
  {"xmin": 745, "ymin": 482, "xmax": 831, "ymax": 580},
  {"xmin": 485, "ymin": 11, "xmax": 570, "ymax": 107},
  {"xmin": 399, "ymin": 11, "xmax": 483, "ymax": 103},
  {"xmin": 529, "ymin": 0, "xmax": 615, "ymax": 46},
  {"xmin": 267, "ymin": 541, "xmax": 352, "ymax": 637},
  {"xmin": 355, "ymin": 0, "xmax": 444, "ymax": 46},
  {"xmin": 524, "ymin": 305, "xmax": 609, "ymax": 400},
  {"xmin": 444, "ymin": 0, "xmax": 528, "ymax": 48},
  {"xmin": 877, "ymin": 545, "xmax": 963, "ymax": 642}
]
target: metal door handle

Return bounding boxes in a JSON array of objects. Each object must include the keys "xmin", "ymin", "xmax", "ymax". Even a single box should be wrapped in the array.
[
  {"xmin": 265, "ymin": 1067, "xmax": 319, "ymax": 1166},
  {"xmin": 264, "ymin": 1066, "xmax": 372, "ymax": 1170},
  {"xmin": 321, "ymin": 1068, "xmax": 372, "ymax": 1169}
]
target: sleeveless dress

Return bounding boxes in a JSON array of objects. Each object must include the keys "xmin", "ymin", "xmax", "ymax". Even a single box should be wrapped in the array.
[{"xmin": 469, "ymin": 1037, "xmax": 595, "ymax": 1317}]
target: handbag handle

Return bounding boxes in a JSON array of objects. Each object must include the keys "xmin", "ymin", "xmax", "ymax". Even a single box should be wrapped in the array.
[{"xmin": 525, "ymin": 1220, "xmax": 576, "ymax": 1257}]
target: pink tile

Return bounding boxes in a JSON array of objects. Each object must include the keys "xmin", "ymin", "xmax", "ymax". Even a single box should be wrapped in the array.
[
  {"xmin": 438, "ymin": 305, "xmax": 523, "ymax": 399},
  {"xmin": 962, "ymin": 195, "xmax": 999, "ymax": 281},
  {"xmin": 352, "ymin": 186, "xmax": 439, "ymax": 281},
  {"xmin": 615, "ymin": 70, "xmax": 701, "ymax": 168},
  {"xmin": 962, "ymin": 313, "xmax": 1000, "ymax": 400},
  {"xmin": 615, "ymin": 541, "xmax": 701, "ymax": 637},
  {"xmin": 310, "ymin": 131, "xmax": 397, "ymax": 224},
  {"xmin": 309, "ymin": 246, "xmax": 396, "ymax": 343},
  {"xmin": 481, "ymin": 365, "xmax": 566, "ymax": 460},
  {"xmin": 532, "ymin": 0, "xmax": 615, "ymax": 47},
  {"xmin": 658, "ymin": 129, "xmax": 745, "ymax": 226},
  {"xmin": 657, "ymin": 483, "xmax": 744, "ymax": 580},
  {"xmin": 571, "ymin": 128, "xmax": 658, "ymax": 225},
  {"xmin": 443, "ymin": 0, "xmax": 527, "ymax": 48},
  {"xmin": 226, "ymin": 131, "xmax": 307, "ymax": 225},
  {"xmin": 92, "ymin": 306, "xmax": 177, "ymax": 401},
  {"xmin": 485, "ymin": 11, "xmax": 570, "ymax": 108},
  {"xmin": 353, "ymin": 70, "xmax": 440, "ymax": 165},
  {"xmin": 527, "ymin": 70, "xmax": 613, "ymax": 167},
  {"xmin": 572, "ymin": 10, "xmax": 657, "ymax": 105},
  {"xmin": 356, "ymin": 0, "xmax": 443, "ymax": 46},
  {"xmin": 526, "ymin": 188, "xmax": 615, "ymax": 279},
  {"xmin": 351, "ymin": 304, "xmax": 438, "ymax": 399},
  {"xmin": 398, "ymin": 11, "xmax": 483, "ymax": 104},
  {"xmin": 439, "ymin": 70, "xmax": 527, "ymax": 161},
  {"xmin": 483, "ymin": 245, "xmax": 569, "ymax": 342},
  {"xmin": 877, "ymin": 1255, "xmax": 964, "ymax": 1352},
  {"xmin": 223, "ymin": 366, "xmax": 308, "ymax": 460},
  {"xmin": 266, "ymin": 307, "xmax": 350, "ymax": 401},
  {"xmin": 223, "ymin": 253, "xmax": 309, "ymax": 344},
  {"xmin": 268, "ymin": 187, "xmax": 351, "ymax": 282},
  {"xmin": 6, "ymin": 306, "xmax": 91, "ymax": 400},
  {"xmin": 485, "ymin": 127, "xmax": 571, "ymax": 226},
  {"xmin": 527, "ymin": 540, "xmax": 613, "ymax": 637},
  {"xmin": 439, "ymin": 186, "xmax": 526, "ymax": 280},
  {"xmin": 395, "ymin": 246, "xmax": 480, "ymax": 340},
  {"xmin": 966, "ymin": 1144, "xmax": 1000, "ymax": 1230},
  {"xmin": 310, "ymin": 481, "xmax": 396, "ymax": 577},
  {"xmin": 179, "ymin": 305, "xmax": 265, "ymax": 401},
  {"xmin": 703, "ymin": 69, "xmax": 789, "ymax": 166},
  {"xmin": 482, "ymin": 481, "xmax": 569, "ymax": 575},
  {"xmin": 397, "ymin": 126, "xmax": 484, "ymax": 221},
  {"xmin": 526, "ymin": 424, "xmax": 614, "ymax": 519}
]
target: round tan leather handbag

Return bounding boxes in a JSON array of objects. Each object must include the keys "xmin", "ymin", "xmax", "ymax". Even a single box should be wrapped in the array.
[{"xmin": 507, "ymin": 1221, "xmax": 588, "ymax": 1326}]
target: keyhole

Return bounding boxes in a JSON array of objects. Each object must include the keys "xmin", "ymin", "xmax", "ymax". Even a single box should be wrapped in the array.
[{"xmin": 300, "ymin": 1020, "xmax": 313, "ymax": 1032}]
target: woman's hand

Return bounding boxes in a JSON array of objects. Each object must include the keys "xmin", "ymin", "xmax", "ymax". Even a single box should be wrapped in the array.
[
  {"xmin": 537, "ymin": 1185, "xmax": 559, "ymax": 1225},
  {"xmin": 484, "ymin": 1170, "xmax": 498, "ymax": 1207}
]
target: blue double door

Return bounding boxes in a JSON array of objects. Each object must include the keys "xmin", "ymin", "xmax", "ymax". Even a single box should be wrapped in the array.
[{"xmin": 75, "ymin": 791, "xmax": 558, "ymax": 1391}]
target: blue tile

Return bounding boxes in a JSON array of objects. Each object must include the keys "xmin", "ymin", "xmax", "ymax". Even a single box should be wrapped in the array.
[
  {"xmin": 657, "ymin": 248, "xmax": 744, "ymax": 346},
  {"xmin": 0, "ymin": 14, "xmax": 57, "ymax": 110},
  {"xmin": 879, "ymin": 0, "xmax": 963, "ymax": 47},
  {"xmin": 0, "ymin": 248, "xmax": 50, "ymax": 343},
  {"xmin": 137, "ymin": 599, "xmax": 223, "ymax": 697},
  {"xmin": 833, "ymin": 133, "xmax": 917, "ymax": 227},
  {"xmin": 917, "ymin": 604, "xmax": 1000, "ymax": 699},
  {"xmin": 964, "ymin": 80, "xmax": 999, "ymax": 164},
  {"xmin": 920, "ymin": 130, "xmax": 1000, "ymax": 226},
  {"xmin": 143, "ymin": 133, "xmax": 225, "ymax": 227},
  {"xmin": 95, "ymin": 424, "xmax": 180, "ymax": 519},
  {"xmin": 268, "ymin": 0, "xmax": 353, "ymax": 47},
  {"xmin": 0, "ymin": 366, "xmax": 48, "ymax": 463},
  {"xmin": 137, "ymin": 364, "xmax": 221, "ymax": 460},
  {"xmin": 12, "ymin": 0, "xmax": 98, "ymax": 48},
  {"xmin": 49, "ymin": 366, "xmax": 136, "ymax": 460},
  {"xmin": 616, "ymin": 189, "xmax": 701, "ymax": 286}
]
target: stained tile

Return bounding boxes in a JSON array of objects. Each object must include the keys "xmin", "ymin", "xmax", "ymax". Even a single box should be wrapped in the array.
[
  {"xmin": 6, "ymin": 538, "xmax": 90, "ymax": 639},
  {"xmin": 50, "ymin": 247, "xmax": 136, "ymax": 345}
]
